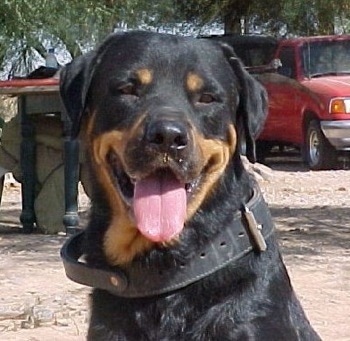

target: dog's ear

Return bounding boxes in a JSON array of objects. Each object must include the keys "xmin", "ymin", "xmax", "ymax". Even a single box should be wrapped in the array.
[
  {"xmin": 60, "ymin": 32, "xmax": 127, "ymax": 138},
  {"xmin": 219, "ymin": 43, "xmax": 268, "ymax": 162},
  {"xmin": 230, "ymin": 57, "xmax": 268, "ymax": 163},
  {"xmin": 59, "ymin": 51, "xmax": 96, "ymax": 138}
]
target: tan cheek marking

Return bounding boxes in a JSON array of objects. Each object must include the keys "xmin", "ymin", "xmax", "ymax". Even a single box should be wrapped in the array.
[
  {"xmin": 186, "ymin": 72, "xmax": 204, "ymax": 92},
  {"xmin": 136, "ymin": 68, "xmax": 153, "ymax": 85},
  {"xmin": 104, "ymin": 216, "xmax": 154, "ymax": 265},
  {"xmin": 92, "ymin": 131, "xmax": 127, "ymax": 222},
  {"xmin": 85, "ymin": 110, "xmax": 96, "ymax": 136},
  {"xmin": 187, "ymin": 125, "xmax": 237, "ymax": 219},
  {"xmin": 89, "ymin": 116, "xmax": 154, "ymax": 266},
  {"xmin": 90, "ymin": 112, "xmax": 146, "ymax": 204}
]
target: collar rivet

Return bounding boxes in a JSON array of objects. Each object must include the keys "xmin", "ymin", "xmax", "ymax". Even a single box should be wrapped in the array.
[{"xmin": 110, "ymin": 276, "xmax": 119, "ymax": 287}]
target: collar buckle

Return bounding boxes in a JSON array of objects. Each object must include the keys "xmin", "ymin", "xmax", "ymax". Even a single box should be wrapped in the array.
[{"xmin": 243, "ymin": 206, "xmax": 267, "ymax": 252}]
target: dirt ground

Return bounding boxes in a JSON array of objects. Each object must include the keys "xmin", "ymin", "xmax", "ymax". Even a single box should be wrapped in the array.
[{"xmin": 0, "ymin": 155, "xmax": 349, "ymax": 341}]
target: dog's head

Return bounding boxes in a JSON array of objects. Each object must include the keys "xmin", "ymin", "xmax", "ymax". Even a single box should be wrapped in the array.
[{"xmin": 60, "ymin": 31, "xmax": 267, "ymax": 265}]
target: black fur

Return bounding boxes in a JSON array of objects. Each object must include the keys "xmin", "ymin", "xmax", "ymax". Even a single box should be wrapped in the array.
[{"xmin": 60, "ymin": 31, "xmax": 321, "ymax": 340}]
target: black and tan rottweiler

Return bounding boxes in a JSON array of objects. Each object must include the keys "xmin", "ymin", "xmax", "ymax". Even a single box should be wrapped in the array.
[{"xmin": 60, "ymin": 31, "xmax": 321, "ymax": 340}]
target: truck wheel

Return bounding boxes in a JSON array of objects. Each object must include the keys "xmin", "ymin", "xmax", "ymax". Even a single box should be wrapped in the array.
[{"xmin": 305, "ymin": 120, "xmax": 337, "ymax": 170}]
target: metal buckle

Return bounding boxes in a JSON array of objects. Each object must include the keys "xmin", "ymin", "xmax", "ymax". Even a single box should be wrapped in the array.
[{"xmin": 243, "ymin": 206, "xmax": 267, "ymax": 252}]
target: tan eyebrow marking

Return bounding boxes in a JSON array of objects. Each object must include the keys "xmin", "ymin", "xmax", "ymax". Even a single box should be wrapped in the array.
[
  {"xmin": 186, "ymin": 72, "xmax": 204, "ymax": 92},
  {"xmin": 136, "ymin": 68, "xmax": 153, "ymax": 85}
]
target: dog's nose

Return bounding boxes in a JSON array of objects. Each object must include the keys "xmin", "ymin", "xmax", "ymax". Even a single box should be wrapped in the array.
[{"xmin": 145, "ymin": 119, "xmax": 189, "ymax": 152}]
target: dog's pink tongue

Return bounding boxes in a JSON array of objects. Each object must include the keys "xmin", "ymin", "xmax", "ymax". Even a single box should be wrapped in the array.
[{"xmin": 133, "ymin": 174, "xmax": 186, "ymax": 242}]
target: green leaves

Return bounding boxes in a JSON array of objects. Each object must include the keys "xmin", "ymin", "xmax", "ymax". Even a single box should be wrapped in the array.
[
  {"xmin": 0, "ymin": 0, "xmax": 349, "ymax": 78},
  {"xmin": 0, "ymin": 0, "xmax": 180, "ymax": 77}
]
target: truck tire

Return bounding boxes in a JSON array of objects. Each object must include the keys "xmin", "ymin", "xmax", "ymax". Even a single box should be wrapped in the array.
[{"xmin": 305, "ymin": 120, "xmax": 337, "ymax": 170}]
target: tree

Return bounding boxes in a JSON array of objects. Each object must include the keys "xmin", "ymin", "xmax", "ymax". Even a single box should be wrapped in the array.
[
  {"xmin": 0, "ymin": 0, "xmax": 176, "ymax": 78},
  {"xmin": 175, "ymin": 0, "xmax": 282, "ymax": 34},
  {"xmin": 175, "ymin": 0, "xmax": 349, "ymax": 35},
  {"xmin": 279, "ymin": 0, "xmax": 350, "ymax": 36},
  {"xmin": 0, "ymin": 0, "xmax": 349, "ymax": 78},
  {"xmin": 0, "ymin": 0, "xmax": 114, "ymax": 77}
]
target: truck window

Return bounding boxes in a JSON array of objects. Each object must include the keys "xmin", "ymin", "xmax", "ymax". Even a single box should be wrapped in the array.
[
  {"xmin": 302, "ymin": 40, "xmax": 350, "ymax": 77},
  {"xmin": 278, "ymin": 47, "xmax": 296, "ymax": 78}
]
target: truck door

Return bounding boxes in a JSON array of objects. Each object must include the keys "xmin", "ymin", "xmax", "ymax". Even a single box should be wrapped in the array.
[{"xmin": 264, "ymin": 46, "xmax": 298, "ymax": 143}]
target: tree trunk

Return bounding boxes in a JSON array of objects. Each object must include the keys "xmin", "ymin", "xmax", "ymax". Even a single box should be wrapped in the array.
[{"xmin": 224, "ymin": 13, "xmax": 243, "ymax": 34}]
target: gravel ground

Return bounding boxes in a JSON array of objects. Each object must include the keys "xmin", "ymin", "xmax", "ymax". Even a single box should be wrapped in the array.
[{"xmin": 0, "ymin": 155, "xmax": 349, "ymax": 341}]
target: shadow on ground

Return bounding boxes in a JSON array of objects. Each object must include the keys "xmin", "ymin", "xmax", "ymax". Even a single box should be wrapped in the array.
[
  {"xmin": 271, "ymin": 205, "xmax": 350, "ymax": 256},
  {"xmin": 1, "ymin": 205, "xmax": 348, "ymax": 256},
  {"xmin": 262, "ymin": 150, "xmax": 350, "ymax": 172}
]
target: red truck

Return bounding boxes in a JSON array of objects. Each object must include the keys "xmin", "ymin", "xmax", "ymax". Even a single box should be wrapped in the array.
[
  {"xmin": 257, "ymin": 35, "xmax": 350, "ymax": 170},
  {"xmin": 207, "ymin": 34, "xmax": 350, "ymax": 170}
]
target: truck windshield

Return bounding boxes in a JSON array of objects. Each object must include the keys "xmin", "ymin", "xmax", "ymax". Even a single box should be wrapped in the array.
[{"xmin": 302, "ymin": 39, "xmax": 350, "ymax": 77}]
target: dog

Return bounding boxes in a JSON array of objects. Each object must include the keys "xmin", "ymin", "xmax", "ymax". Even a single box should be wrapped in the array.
[{"xmin": 60, "ymin": 31, "xmax": 321, "ymax": 340}]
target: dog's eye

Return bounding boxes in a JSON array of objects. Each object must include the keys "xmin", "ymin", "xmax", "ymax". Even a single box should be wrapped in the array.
[
  {"xmin": 198, "ymin": 93, "xmax": 215, "ymax": 104},
  {"xmin": 119, "ymin": 83, "xmax": 137, "ymax": 96}
]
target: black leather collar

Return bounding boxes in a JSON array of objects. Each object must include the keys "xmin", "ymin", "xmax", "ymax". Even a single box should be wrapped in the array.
[{"xmin": 61, "ymin": 187, "xmax": 274, "ymax": 298}]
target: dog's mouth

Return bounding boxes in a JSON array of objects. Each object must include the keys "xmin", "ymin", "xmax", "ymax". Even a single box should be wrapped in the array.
[{"xmin": 107, "ymin": 151, "xmax": 201, "ymax": 243}]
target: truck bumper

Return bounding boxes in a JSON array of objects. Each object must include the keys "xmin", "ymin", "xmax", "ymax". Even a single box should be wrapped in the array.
[{"xmin": 321, "ymin": 120, "xmax": 350, "ymax": 150}]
